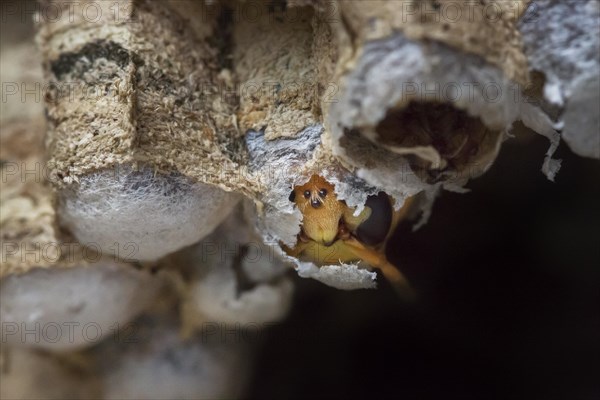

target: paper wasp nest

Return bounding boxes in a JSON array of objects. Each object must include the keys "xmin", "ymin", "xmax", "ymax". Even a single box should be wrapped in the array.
[
  {"xmin": 2, "ymin": 0, "xmax": 598, "ymax": 397},
  {"xmin": 518, "ymin": 0, "xmax": 600, "ymax": 161},
  {"xmin": 27, "ymin": 0, "xmax": 597, "ymax": 291}
]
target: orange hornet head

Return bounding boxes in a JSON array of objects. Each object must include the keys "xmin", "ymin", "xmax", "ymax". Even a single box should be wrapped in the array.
[{"xmin": 289, "ymin": 175, "xmax": 346, "ymax": 246}]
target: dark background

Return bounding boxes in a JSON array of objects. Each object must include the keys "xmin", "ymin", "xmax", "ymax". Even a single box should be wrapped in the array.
[{"xmin": 247, "ymin": 132, "xmax": 600, "ymax": 400}]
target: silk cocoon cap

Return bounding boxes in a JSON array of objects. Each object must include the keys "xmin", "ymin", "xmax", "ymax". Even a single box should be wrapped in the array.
[{"xmin": 57, "ymin": 166, "xmax": 239, "ymax": 262}]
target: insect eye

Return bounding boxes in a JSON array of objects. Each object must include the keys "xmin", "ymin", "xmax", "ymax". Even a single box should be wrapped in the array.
[
  {"xmin": 288, "ymin": 190, "xmax": 296, "ymax": 202},
  {"xmin": 318, "ymin": 188, "xmax": 328, "ymax": 198},
  {"xmin": 303, "ymin": 190, "xmax": 311, "ymax": 199}
]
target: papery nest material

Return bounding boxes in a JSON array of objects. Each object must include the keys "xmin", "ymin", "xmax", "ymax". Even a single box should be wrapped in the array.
[{"xmin": 31, "ymin": 0, "xmax": 599, "ymax": 288}]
